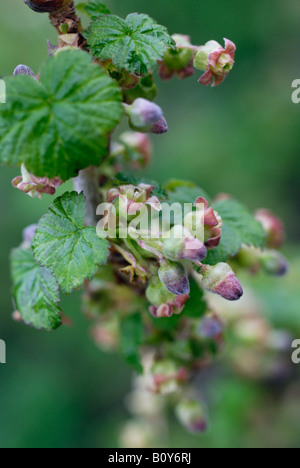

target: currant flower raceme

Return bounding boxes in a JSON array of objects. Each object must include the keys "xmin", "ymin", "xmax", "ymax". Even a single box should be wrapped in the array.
[
  {"xmin": 194, "ymin": 38, "xmax": 236, "ymax": 87},
  {"xmin": 5, "ymin": 0, "xmax": 290, "ymax": 445}
]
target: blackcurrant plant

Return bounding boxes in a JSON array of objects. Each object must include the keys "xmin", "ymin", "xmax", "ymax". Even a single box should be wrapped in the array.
[{"xmin": 0, "ymin": 0, "xmax": 289, "ymax": 440}]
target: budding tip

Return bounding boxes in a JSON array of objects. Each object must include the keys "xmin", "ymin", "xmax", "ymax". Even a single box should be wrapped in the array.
[
  {"xmin": 216, "ymin": 274, "xmax": 244, "ymax": 301},
  {"xmin": 13, "ymin": 65, "xmax": 36, "ymax": 79},
  {"xmin": 150, "ymin": 117, "xmax": 168, "ymax": 134}
]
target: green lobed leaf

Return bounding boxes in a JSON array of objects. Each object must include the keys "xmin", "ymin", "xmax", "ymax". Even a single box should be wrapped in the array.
[
  {"xmin": 120, "ymin": 313, "xmax": 145, "ymax": 373},
  {"xmin": 77, "ymin": 0, "xmax": 110, "ymax": 17},
  {"xmin": 87, "ymin": 13, "xmax": 175, "ymax": 75},
  {"xmin": 167, "ymin": 184, "xmax": 211, "ymax": 205},
  {"xmin": 205, "ymin": 199, "xmax": 266, "ymax": 265},
  {"xmin": 33, "ymin": 192, "xmax": 110, "ymax": 294},
  {"xmin": 0, "ymin": 49, "xmax": 123, "ymax": 180},
  {"xmin": 11, "ymin": 248, "xmax": 62, "ymax": 331}
]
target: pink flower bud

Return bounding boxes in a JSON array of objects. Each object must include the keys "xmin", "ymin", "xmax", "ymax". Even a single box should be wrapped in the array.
[
  {"xmin": 194, "ymin": 38, "xmax": 236, "ymax": 87},
  {"xmin": 184, "ymin": 197, "xmax": 222, "ymax": 248},
  {"xmin": 254, "ymin": 209, "xmax": 285, "ymax": 248},
  {"xmin": 126, "ymin": 98, "xmax": 163, "ymax": 131},
  {"xmin": 12, "ymin": 164, "xmax": 63, "ymax": 199},
  {"xmin": 162, "ymin": 225, "xmax": 207, "ymax": 262},
  {"xmin": 149, "ymin": 117, "xmax": 169, "ymax": 134},
  {"xmin": 176, "ymin": 399, "xmax": 208, "ymax": 433},
  {"xmin": 200, "ymin": 263, "xmax": 243, "ymax": 301},
  {"xmin": 158, "ymin": 260, "xmax": 190, "ymax": 296}
]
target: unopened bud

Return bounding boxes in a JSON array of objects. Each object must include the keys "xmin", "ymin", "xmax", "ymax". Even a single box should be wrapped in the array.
[
  {"xmin": 24, "ymin": 0, "xmax": 67, "ymax": 13},
  {"xmin": 184, "ymin": 197, "xmax": 222, "ymax": 248},
  {"xmin": 197, "ymin": 313, "xmax": 224, "ymax": 340},
  {"xmin": 200, "ymin": 263, "xmax": 243, "ymax": 301},
  {"xmin": 13, "ymin": 65, "xmax": 36, "ymax": 78},
  {"xmin": 149, "ymin": 117, "xmax": 169, "ymax": 134},
  {"xmin": 254, "ymin": 209, "xmax": 285, "ymax": 248},
  {"xmin": 162, "ymin": 225, "xmax": 207, "ymax": 262},
  {"xmin": 146, "ymin": 276, "xmax": 189, "ymax": 318},
  {"xmin": 176, "ymin": 399, "xmax": 208, "ymax": 433},
  {"xmin": 158, "ymin": 261, "xmax": 190, "ymax": 296},
  {"xmin": 126, "ymin": 98, "xmax": 163, "ymax": 131},
  {"xmin": 259, "ymin": 250, "xmax": 289, "ymax": 276}
]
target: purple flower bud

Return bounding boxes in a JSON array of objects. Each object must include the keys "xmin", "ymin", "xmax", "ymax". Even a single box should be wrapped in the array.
[
  {"xmin": 176, "ymin": 399, "xmax": 208, "ymax": 433},
  {"xmin": 260, "ymin": 250, "xmax": 289, "ymax": 276},
  {"xmin": 198, "ymin": 313, "xmax": 224, "ymax": 340},
  {"xmin": 254, "ymin": 209, "xmax": 285, "ymax": 249},
  {"xmin": 13, "ymin": 65, "xmax": 36, "ymax": 78},
  {"xmin": 149, "ymin": 117, "xmax": 169, "ymax": 134},
  {"xmin": 162, "ymin": 226, "xmax": 207, "ymax": 262},
  {"xmin": 126, "ymin": 98, "xmax": 163, "ymax": 131},
  {"xmin": 158, "ymin": 261, "xmax": 190, "ymax": 296},
  {"xmin": 146, "ymin": 276, "xmax": 189, "ymax": 318},
  {"xmin": 200, "ymin": 263, "xmax": 243, "ymax": 301}
]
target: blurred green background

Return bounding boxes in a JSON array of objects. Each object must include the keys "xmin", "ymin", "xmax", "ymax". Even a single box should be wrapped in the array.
[{"xmin": 0, "ymin": 0, "xmax": 300, "ymax": 448}]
